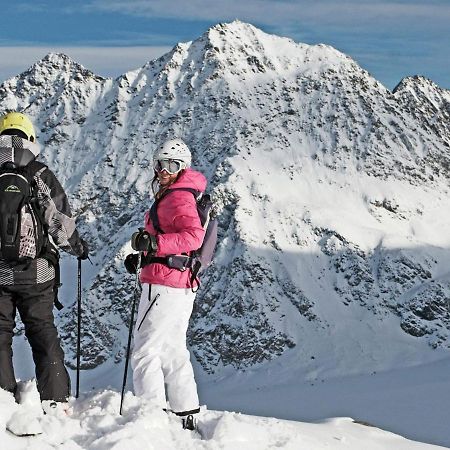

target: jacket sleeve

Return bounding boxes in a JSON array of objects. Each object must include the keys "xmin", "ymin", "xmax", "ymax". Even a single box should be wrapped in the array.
[
  {"xmin": 35, "ymin": 167, "xmax": 84, "ymax": 257},
  {"xmin": 154, "ymin": 192, "xmax": 205, "ymax": 256}
]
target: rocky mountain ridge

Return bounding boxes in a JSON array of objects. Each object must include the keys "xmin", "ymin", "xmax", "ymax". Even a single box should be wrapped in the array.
[{"xmin": 1, "ymin": 20, "xmax": 449, "ymax": 382}]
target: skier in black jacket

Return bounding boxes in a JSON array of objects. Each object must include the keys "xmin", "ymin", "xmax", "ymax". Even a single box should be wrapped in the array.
[{"xmin": 0, "ymin": 112, "xmax": 88, "ymax": 414}]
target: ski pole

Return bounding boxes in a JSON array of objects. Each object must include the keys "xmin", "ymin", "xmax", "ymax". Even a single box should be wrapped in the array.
[
  {"xmin": 76, "ymin": 258, "xmax": 82, "ymax": 399},
  {"xmin": 120, "ymin": 253, "xmax": 141, "ymax": 415}
]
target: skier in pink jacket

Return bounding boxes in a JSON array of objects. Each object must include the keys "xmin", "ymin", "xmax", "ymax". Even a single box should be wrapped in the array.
[{"xmin": 125, "ymin": 138, "xmax": 206, "ymax": 431}]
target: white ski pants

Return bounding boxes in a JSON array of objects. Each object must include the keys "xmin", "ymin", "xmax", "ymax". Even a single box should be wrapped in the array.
[{"xmin": 131, "ymin": 283, "xmax": 199, "ymax": 413}]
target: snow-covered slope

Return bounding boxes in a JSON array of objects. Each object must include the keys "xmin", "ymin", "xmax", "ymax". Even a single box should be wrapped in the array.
[
  {"xmin": 1, "ymin": 20, "xmax": 450, "ymax": 444},
  {"xmin": 0, "ymin": 381, "xmax": 446, "ymax": 449}
]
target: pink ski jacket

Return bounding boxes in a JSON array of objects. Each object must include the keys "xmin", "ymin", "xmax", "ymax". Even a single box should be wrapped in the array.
[{"xmin": 140, "ymin": 168, "xmax": 207, "ymax": 288}]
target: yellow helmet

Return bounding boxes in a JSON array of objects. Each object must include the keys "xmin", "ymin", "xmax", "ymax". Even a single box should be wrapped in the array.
[{"xmin": 0, "ymin": 112, "xmax": 36, "ymax": 142}]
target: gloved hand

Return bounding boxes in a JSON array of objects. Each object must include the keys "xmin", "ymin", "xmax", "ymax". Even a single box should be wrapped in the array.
[
  {"xmin": 78, "ymin": 239, "xmax": 89, "ymax": 260},
  {"xmin": 124, "ymin": 253, "xmax": 139, "ymax": 274},
  {"xmin": 131, "ymin": 228, "xmax": 158, "ymax": 254}
]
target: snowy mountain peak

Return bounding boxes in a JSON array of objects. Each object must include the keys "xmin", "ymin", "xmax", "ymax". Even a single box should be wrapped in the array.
[
  {"xmin": 197, "ymin": 20, "xmax": 354, "ymax": 78},
  {"xmin": 393, "ymin": 75, "xmax": 450, "ymax": 107},
  {"xmin": 392, "ymin": 75, "xmax": 450, "ymax": 149},
  {"xmin": 39, "ymin": 52, "xmax": 81, "ymax": 69},
  {"xmin": 0, "ymin": 51, "xmax": 106, "ymax": 119},
  {"xmin": 24, "ymin": 52, "xmax": 103, "ymax": 83},
  {"xmin": 394, "ymin": 75, "xmax": 442, "ymax": 93}
]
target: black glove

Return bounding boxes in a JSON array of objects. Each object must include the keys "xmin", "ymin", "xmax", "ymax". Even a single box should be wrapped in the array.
[
  {"xmin": 124, "ymin": 253, "xmax": 139, "ymax": 274},
  {"xmin": 131, "ymin": 228, "xmax": 158, "ymax": 254},
  {"xmin": 78, "ymin": 239, "xmax": 89, "ymax": 260}
]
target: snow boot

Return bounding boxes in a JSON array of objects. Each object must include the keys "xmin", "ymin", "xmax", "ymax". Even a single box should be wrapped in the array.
[{"xmin": 182, "ymin": 414, "xmax": 197, "ymax": 431}]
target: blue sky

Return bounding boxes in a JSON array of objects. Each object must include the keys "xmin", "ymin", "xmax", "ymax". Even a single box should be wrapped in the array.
[{"xmin": 0, "ymin": 0, "xmax": 449, "ymax": 90}]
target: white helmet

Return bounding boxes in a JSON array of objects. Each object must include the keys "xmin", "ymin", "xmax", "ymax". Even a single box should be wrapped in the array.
[{"xmin": 153, "ymin": 138, "xmax": 192, "ymax": 168}]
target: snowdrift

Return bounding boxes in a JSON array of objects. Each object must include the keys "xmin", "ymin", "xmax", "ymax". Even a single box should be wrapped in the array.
[{"xmin": 0, "ymin": 381, "xmax": 445, "ymax": 450}]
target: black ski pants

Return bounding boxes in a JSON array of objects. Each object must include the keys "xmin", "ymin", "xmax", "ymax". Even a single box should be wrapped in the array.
[{"xmin": 0, "ymin": 280, "xmax": 70, "ymax": 402}]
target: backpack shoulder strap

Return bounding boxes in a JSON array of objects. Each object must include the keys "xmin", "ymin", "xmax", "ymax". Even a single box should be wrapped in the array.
[
  {"xmin": 22, "ymin": 160, "xmax": 47, "ymax": 180},
  {"xmin": 149, "ymin": 198, "xmax": 165, "ymax": 234},
  {"xmin": 23, "ymin": 160, "xmax": 49, "ymax": 238}
]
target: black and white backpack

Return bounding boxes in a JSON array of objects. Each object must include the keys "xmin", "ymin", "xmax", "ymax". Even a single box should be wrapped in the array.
[{"xmin": 0, "ymin": 160, "xmax": 47, "ymax": 262}]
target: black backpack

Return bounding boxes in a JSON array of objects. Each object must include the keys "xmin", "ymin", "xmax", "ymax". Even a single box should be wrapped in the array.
[
  {"xmin": 0, "ymin": 160, "xmax": 47, "ymax": 262},
  {"xmin": 146, "ymin": 187, "xmax": 218, "ymax": 288}
]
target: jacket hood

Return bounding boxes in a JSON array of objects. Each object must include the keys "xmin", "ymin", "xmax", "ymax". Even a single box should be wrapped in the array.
[
  {"xmin": 170, "ymin": 167, "xmax": 207, "ymax": 192},
  {"xmin": 0, "ymin": 135, "xmax": 41, "ymax": 167}
]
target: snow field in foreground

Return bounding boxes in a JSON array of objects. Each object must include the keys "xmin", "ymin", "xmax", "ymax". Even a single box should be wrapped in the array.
[{"xmin": 0, "ymin": 380, "xmax": 446, "ymax": 450}]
